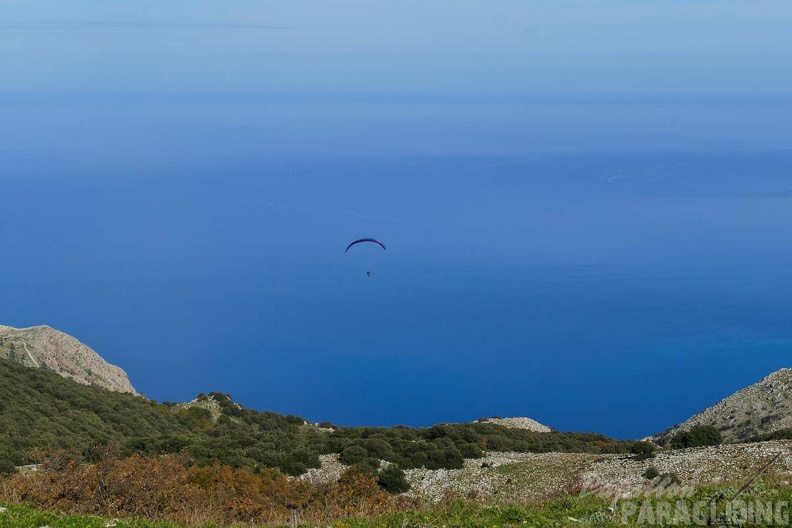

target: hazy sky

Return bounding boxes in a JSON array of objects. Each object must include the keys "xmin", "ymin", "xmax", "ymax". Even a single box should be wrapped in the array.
[{"xmin": 2, "ymin": 1, "xmax": 792, "ymax": 439}]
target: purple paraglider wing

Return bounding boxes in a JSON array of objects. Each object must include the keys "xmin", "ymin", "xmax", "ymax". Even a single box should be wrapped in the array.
[{"xmin": 345, "ymin": 238, "xmax": 386, "ymax": 253}]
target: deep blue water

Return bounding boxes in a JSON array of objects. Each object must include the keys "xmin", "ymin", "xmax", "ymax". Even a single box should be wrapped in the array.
[{"xmin": 2, "ymin": 1, "xmax": 792, "ymax": 439}]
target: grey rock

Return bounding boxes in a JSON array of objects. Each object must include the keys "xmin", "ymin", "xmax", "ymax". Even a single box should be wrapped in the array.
[
  {"xmin": 657, "ymin": 368, "xmax": 792, "ymax": 443},
  {"xmin": 0, "ymin": 324, "xmax": 137, "ymax": 394}
]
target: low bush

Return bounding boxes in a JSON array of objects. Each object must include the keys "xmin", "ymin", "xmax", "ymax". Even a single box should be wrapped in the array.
[
  {"xmin": 377, "ymin": 465, "xmax": 411, "ymax": 494},
  {"xmin": 643, "ymin": 466, "xmax": 660, "ymax": 480},
  {"xmin": 671, "ymin": 425, "xmax": 722, "ymax": 449}
]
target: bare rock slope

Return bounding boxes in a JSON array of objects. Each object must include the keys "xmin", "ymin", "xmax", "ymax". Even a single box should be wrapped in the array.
[
  {"xmin": 479, "ymin": 417, "xmax": 552, "ymax": 433},
  {"xmin": 0, "ymin": 325, "xmax": 136, "ymax": 394},
  {"xmin": 657, "ymin": 368, "xmax": 792, "ymax": 443}
]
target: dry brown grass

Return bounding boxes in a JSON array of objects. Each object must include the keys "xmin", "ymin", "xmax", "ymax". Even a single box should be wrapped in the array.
[{"xmin": 0, "ymin": 452, "xmax": 417, "ymax": 526}]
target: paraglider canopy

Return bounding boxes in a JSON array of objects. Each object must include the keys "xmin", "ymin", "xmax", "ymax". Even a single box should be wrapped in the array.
[
  {"xmin": 344, "ymin": 238, "xmax": 386, "ymax": 253},
  {"xmin": 345, "ymin": 238, "xmax": 386, "ymax": 277}
]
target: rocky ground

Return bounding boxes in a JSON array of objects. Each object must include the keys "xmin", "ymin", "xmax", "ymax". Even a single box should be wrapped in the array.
[
  {"xmin": 303, "ymin": 441, "xmax": 792, "ymax": 503},
  {"xmin": 656, "ymin": 368, "xmax": 792, "ymax": 443}
]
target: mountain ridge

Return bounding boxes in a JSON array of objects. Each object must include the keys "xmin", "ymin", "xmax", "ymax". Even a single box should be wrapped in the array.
[
  {"xmin": 656, "ymin": 367, "xmax": 792, "ymax": 443},
  {"xmin": 0, "ymin": 324, "xmax": 136, "ymax": 394}
]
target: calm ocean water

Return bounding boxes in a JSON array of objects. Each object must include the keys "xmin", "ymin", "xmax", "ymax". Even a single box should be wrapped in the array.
[{"xmin": 2, "ymin": 1, "xmax": 792, "ymax": 438}]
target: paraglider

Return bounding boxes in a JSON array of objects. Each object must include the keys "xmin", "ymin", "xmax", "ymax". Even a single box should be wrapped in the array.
[
  {"xmin": 345, "ymin": 238, "xmax": 385, "ymax": 277},
  {"xmin": 344, "ymin": 238, "xmax": 386, "ymax": 253}
]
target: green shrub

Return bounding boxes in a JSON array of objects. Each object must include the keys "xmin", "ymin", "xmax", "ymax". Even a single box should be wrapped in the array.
[
  {"xmin": 459, "ymin": 443, "xmax": 484, "ymax": 459},
  {"xmin": 426, "ymin": 447, "xmax": 464, "ymax": 470},
  {"xmin": 363, "ymin": 438, "xmax": 393, "ymax": 459},
  {"xmin": 630, "ymin": 441, "xmax": 656, "ymax": 461},
  {"xmin": 748, "ymin": 428, "xmax": 792, "ymax": 442},
  {"xmin": 339, "ymin": 445, "xmax": 368, "ymax": 465},
  {"xmin": 643, "ymin": 466, "xmax": 660, "ymax": 480},
  {"xmin": 281, "ymin": 460, "xmax": 307, "ymax": 476},
  {"xmin": 357, "ymin": 457, "xmax": 381, "ymax": 475},
  {"xmin": 377, "ymin": 465, "xmax": 411, "ymax": 494},
  {"xmin": 671, "ymin": 425, "xmax": 722, "ymax": 449},
  {"xmin": 0, "ymin": 458, "xmax": 16, "ymax": 475}
]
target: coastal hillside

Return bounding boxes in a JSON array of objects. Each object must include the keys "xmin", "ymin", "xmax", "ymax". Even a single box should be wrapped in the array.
[
  {"xmin": 0, "ymin": 324, "xmax": 136, "ymax": 394},
  {"xmin": 656, "ymin": 368, "xmax": 792, "ymax": 443},
  {"xmin": 0, "ymin": 356, "xmax": 637, "ymax": 476},
  {"xmin": 3, "ymin": 356, "xmax": 792, "ymax": 526}
]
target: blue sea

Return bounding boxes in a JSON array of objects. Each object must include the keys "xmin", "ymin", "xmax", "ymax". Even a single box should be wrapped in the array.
[{"xmin": 2, "ymin": 1, "xmax": 792, "ymax": 439}]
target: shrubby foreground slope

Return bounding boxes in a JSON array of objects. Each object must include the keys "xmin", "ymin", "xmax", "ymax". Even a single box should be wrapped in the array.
[
  {"xmin": 0, "ymin": 357, "xmax": 640, "ymax": 477},
  {"xmin": 3, "ymin": 353, "xmax": 792, "ymax": 526}
]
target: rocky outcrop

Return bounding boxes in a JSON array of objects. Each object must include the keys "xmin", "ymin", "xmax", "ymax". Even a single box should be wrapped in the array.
[
  {"xmin": 0, "ymin": 325, "xmax": 136, "ymax": 394},
  {"xmin": 176, "ymin": 395, "xmax": 224, "ymax": 423},
  {"xmin": 476, "ymin": 417, "xmax": 552, "ymax": 433},
  {"xmin": 657, "ymin": 368, "xmax": 792, "ymax": 443}
]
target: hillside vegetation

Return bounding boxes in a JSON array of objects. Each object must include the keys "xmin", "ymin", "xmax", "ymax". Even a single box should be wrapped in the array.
[
  {"xmin": 0, "ymin": 358, "xmax": 640, "ymax": 478},
  {"xmin": 3, "ymin": 358, "xmax": 792, "ymax": 526},
  {"xmin": 5, "ymin": 475, "xmax": 792, "ymax": 528},
  {"xmin": 0, "ymin": 358, "xmax": 175, "ymax": 471}
]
